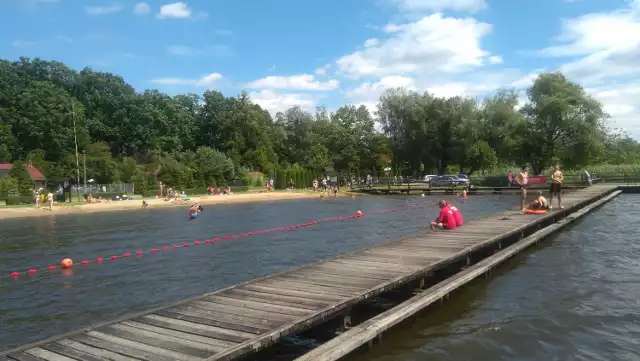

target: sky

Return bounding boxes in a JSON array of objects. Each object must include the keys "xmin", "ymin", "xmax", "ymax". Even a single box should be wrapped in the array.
[{"xmin": 1, "ymin": 0, "xmax": 640, "ymax": 138}]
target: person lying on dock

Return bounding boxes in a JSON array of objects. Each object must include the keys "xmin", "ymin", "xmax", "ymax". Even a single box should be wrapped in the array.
[
  {"xmin": 528, "ymin": 191, "xmax": 549, "ymax": 211},
  {"xmin": 430, "ymin": 200, "xmax": 457, "ymax": 231}
]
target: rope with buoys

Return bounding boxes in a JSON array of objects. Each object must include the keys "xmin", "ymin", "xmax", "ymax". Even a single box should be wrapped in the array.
[{"xmin": 7, "ymin": 195, "xmax": 473, "ymax": 279}]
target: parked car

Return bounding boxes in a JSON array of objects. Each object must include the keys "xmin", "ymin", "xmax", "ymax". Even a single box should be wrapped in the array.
[
  {"xmin": 423, "ymin": 174, "xmax": 437, "ymax": 182},
  {"xmin": 430, "ymin": 175, "xmax": 469, "ymax": 187}
]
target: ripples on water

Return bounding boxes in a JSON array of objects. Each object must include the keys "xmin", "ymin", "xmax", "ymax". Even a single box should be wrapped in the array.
[
  {"xmin": 0, "ymin": 194, "xmax": 512, "ymax": 350},
  {"xmin": 350, "ymin": 195, "xmax": 640, "ymax": 361}
]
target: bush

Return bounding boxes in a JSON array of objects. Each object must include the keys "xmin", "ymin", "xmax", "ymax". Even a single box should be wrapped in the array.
[{"xmin": 6, "ymin": 196, "xmax": 35, "ymax": 205}]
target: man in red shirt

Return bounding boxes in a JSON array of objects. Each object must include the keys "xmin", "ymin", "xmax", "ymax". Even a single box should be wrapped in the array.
[
  {"xmin": 450, "ymin": 204, "xmax": 463, "ymax": 227},
  {"xmin": 430, "ymin": 200, "xmax": 457, "ymax": 230}
]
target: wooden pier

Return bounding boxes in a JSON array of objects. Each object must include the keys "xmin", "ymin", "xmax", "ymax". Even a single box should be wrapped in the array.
[{"xmin": 0, "ymin": 185, "xmax": 620, "ymax": 361}]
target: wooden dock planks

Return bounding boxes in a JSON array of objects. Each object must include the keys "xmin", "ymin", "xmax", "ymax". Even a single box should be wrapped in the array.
[{"xmin": 0, "ymin": 185, "xmax": 618, "ymax": 361}]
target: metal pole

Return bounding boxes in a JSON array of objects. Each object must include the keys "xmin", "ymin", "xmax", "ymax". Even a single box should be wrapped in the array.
[
  {"xmin": 83, "ymin": 151, "xmax": 87, "ymax": 195},
  {"xmin": 72, "ymin": 101, "xmax": 80, "ymax": 203}
]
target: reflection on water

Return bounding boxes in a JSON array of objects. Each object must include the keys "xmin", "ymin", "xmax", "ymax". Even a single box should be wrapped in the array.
[
  {"xmin": 349, "ymin": 195, "xmax": 640, "ymax": 361},
  {"xmin": 0, "ymin": 194, "xmax": 512, "ymax": 351}
]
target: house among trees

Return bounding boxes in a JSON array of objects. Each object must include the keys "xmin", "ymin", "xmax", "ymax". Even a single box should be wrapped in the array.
[{"xmin": 0, "ymin": 163, "xmax": 47, "ymax": 188}]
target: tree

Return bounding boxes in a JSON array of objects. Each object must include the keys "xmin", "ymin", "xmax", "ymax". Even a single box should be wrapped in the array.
[
  {"xmin": 520, "ymin": 72, "xmax": 608, "ymax": 173},
  {"xmin": 9, "ymin": 162, "xmax": 33, "ymax": 196}
]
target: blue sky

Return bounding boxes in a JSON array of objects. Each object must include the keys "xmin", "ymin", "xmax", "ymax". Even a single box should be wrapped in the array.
[{"xmin": 1, "ymin": 0, "xmax": 640, "ymax": 138}]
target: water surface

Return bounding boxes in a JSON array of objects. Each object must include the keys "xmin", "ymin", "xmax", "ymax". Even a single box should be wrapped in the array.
[
  {"xmin": 0, "ymin": 194, "xmax": 513, "ymax": 351},
  {"xmin": 349, "ymin": 195, "xmax": 640, "ymax": 361}
]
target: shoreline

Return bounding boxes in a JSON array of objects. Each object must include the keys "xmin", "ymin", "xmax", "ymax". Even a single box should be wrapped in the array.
[{"xmin": 0, "ymin": 191, "xmax": 341, "ymax": 220}]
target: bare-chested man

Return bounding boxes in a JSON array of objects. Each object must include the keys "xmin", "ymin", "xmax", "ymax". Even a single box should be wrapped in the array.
[
  {"xmin": 516, "ymin": 166, "xmax": 529, "ymax": 211},
  {"xmin": 549, "ymin": 164, "xmax": 564, "ymax": 209}
]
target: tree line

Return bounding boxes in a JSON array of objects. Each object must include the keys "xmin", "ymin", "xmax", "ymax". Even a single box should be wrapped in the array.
[{"xmin": 0, "ymin": 57, "xmax": 639, "ymax": 196}]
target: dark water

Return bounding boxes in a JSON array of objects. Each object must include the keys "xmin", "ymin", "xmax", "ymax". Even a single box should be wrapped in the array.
[
  {"xmin": 351, "ymin": 195, "xmax": 640, "ymax": 361},
  {"xmin": 0, "ymin": 194, "xmax": 512, "ymax": 351}
]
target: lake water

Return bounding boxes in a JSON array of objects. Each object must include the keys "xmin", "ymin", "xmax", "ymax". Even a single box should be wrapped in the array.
[
  {"xmin": 0, "ymin": 193, "xmax": 513, "ymax": 351},
  {"xmin": 349, "ymin": 195, "xmax": 640, "ymax": 361}
]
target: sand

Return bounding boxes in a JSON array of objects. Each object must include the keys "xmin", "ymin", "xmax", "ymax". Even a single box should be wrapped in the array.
[{"xmin": 0, "ymin": 191, "xmax": 338, "ymax": 220}]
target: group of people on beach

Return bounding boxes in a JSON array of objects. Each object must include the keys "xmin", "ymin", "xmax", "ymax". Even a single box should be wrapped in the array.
[{"xmin": 34, "ymin": 189, "xmax": 54, "ymax": 210}]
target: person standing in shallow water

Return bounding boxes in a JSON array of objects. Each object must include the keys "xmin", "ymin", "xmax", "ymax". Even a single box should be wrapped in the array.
[
  {"xmin": 549, "ymin": 164, "xmax": 564, "ymax": 210},
  {"xmin": 516, "ymin": 166, "xmax": 529, "ymax": 211}
]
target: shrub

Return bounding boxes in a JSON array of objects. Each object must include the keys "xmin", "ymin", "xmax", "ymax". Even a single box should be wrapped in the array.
[{"xmin": 5, "ymin": 196, "xmax": 35, "ymax": 205}]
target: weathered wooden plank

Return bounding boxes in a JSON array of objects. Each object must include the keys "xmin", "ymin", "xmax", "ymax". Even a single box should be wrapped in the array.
[
  {"xmin": 278, "ymin": 273, "xmax": 381, "ymax": 289},
  {"xmin": 347, "ymin": 253, "xmax": 432, "ymax": 267},
  {"xmin": 56, "ymin": 339, "xmax": 140, "ymax": 361},
  {"xmin": 111, "ymin": 323, "xmax": 222, "ymax": 353},
  {"xmin": 40, "ymin": 343, "xmax": 106, "ymax": 361},
  {"xmin": 268, "ymin": 275, "xmax": 370, "ymax": 294},
  {"xmin": 120, "ymin": 321, "xmax": 235, "ymax": 350},
  {"xmin": 259, "ymin": 279, "xmax": 362, "ymax": 297},
  {"xmin": 362, "ymin": 248, "xmax": 447, "ymax": 261},
  {"xmin": 98, "ymin": 325, "xmax": 211, "ymax": 359},
  {"xmin": 70, "ymin": 334, "xmax": 175, "ymax": 361},
  {"xmin": 309, "ymin": 264, "xmax": 397, "ymax": 280},
  {"xmin": 295, "ymin": 267, "xmax": 392, "ymax": 282},
  {"xmin": 188, "ymin": 300, "xmax": 297, "ymax": 323},
  {"xmin": 241, "ymin": 284, "xmax": 346, "ymax": 302},
  {"xmin": 203, "ymin": 295, "xmax": 313, "ymax": 317},
  {"xmin": 133, "ymin": 315, "xmax": 249, "ymax": 344},
  {"xmin": 165, "ymin": 306, "xmax": 273, "ymax": 334},
  {"xmin": 144, "ymin": 314, "xmax": 254, "ymax": 341},
  {"xmin": 220, "ymin": 289, "xmax": 327, "ymax": 310},
  {"xmin": 225, "ymin": 288, "xmax": 332, "ymax": 309},
  {"xmin": 329, "ymin": 259, "xmax": 420, "ymax": 273},
  {"xmin": 319, "ymin": 260, "xmax": 407, "ymax": 275},
  {"xmin": 85, "ymin": 331, "xmax": 198, "ymax": 361},
  {"xmin": 5, "ymin": 353, "xmax": 45, "ymax": 361},
  {"xmin": 155, "ymin": 310, "xmax": 263, "ymax": 337}
]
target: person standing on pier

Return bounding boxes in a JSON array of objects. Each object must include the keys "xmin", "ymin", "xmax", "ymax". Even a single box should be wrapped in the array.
[
  {"xmin": 516, "ymin": 166, "xmax": 529, "ymax": 211},
  {"xmin": 549, "ymin": 164, "xmax": 564, "ymax": 210},
  {"xmin": 430, "ymin": 200, "xmax": 457, "ymax": 231}
]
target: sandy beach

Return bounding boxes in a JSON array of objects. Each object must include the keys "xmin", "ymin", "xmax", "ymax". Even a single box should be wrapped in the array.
[{"xmin": 0, "ymin": 191, "xmax": 340, "ymax": 220}]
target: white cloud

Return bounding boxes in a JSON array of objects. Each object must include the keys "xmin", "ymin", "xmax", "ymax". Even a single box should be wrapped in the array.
[
  {"xmin": 85, "ymin": 3, "xmax": 123, "ymax": 15},
  {"xmin": 157, "ymin": 2, "xmax": 191, "ymax": 19},
  {"xmin": 364, "ymin": 38, "xmax": 379, "ymax": 47},
  {"xmin": 488, "ymin": 55, "xmax": 502, "ymax": 64},
  {"xmin": 151, "ymin": 73, "xmax": 223, "ymax": 88},
  {"xmin": 533, "ymin": 0, "xmax": 640, "ymax": 137},
  {"xmin": 336, "ymin": 14, "xmax": 494, "ymax": 79},
  {"xmin": 346, "ymin": 76, "xmax": 416, "ymax": 103},
  {"xmin": 315, "ymin": 64, "xmax": 330, "ymax": 75},
  {"xmin": 392, "ymin": 0, "xmax": 487, "ymax": 13},
  {"xmin": 247, "ymin": 74, "xmax": 340, "ymax": 91},
  {"xmin": 134, "ymin": 2, "xmax": 151, "ymax": 14},
  {"xmin": 248, "ymin": 90, "xmax": 317, "ymax": 115}
]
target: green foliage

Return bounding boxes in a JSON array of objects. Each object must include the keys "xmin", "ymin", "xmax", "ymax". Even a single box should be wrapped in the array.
[
  {"xmin": 5, "ymin": 196, "xmax": 34, "ymax": 205},
  {"xmin": 0, "ymin": 175, "xmax": 18, "ymax": 197},
  {"xmin": 0, "ymin": 56, "xmax": 639, "ymax": 191},
  {"xmin": 9, "ymin": 162, "xmax": 33, "ymax": 196}
]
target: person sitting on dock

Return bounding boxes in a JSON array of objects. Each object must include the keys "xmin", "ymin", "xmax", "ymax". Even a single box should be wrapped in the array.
[
  {"xmin": 528, "ymin": 191, "xmax": 549, "ymax": 211},
  {"xmin": 430, "ymin": 200, "xmax": 457, "ymax": 231},
  {"xmin": 450, "ymin": 204, "xmax": 463, "ymax": 226}
]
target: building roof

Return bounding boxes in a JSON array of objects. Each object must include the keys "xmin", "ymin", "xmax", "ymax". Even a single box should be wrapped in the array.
[{"xmin": 0, "ymin": 164, "xmax": 47, "ymax": 181}]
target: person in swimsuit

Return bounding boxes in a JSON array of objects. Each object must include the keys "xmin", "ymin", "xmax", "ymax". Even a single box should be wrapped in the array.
[
  {"xmin": 516, "ymin": 166, "xmax": 529, "ymax": 211},
  {"xmin": 549, "ymin": 164, "xmax": 564, "ymax": 210},
  {"xmin": 529, "ymin": 191, "xmax": 549, "ymax": 210}
]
